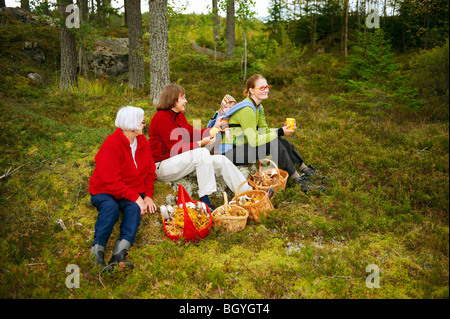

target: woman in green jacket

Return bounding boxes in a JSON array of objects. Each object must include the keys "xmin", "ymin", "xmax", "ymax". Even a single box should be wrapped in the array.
[{"xmin": 223, "ymin": 74, "xmax": 324, "ymax": 192}]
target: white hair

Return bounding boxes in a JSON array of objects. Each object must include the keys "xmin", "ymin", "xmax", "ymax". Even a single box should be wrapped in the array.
[{"xmin": 115, "ymin": 106, "xmax": 144, "ymax": 131}]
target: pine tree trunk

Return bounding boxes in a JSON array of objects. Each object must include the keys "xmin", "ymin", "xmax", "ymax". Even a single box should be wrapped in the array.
[
  {"xmin": 225, "ymin": 0, "xmax": 235, "ymax": 59},
  {"xmin": 149, "ymin": 0, "xmax": 170, "ymax": 105},
  {"xmin": 312, "ymin": 0, "xmax": 317, "ymax": 51},
  {"xmin": 124, "ymin": 0, "xmax": 128, "ymax": 25},
  {"xmin": 243, "ymin": 27, "xmax": 247, "ymax": 82},
  {"xmin": 59, "ymin": 0, "xmax": 78, "ymax": 90},
  {"xmin": 344, "ymin": 0, "xmax": 349, "ymax": 56},
  {"xmin": 212, "ymin": 0, "xmax": 219, "ymax": 41},
  {"xmin": 128, "ymin": 0, "xmax": 145, "ymax": 88},
  {"xmin": 212, "ymin": 0, "xmax": 219, "ymax": 59},
  {"xmin": 0, "ymin": 0, "xmax": 6, "ymax": 8},
  {"xmin": 20, "ymin": 0, "xmax": 30, "ymax": 12},
  {"xmin": 356, "ymin": 0, "xmax": 360, "ymax": 31},
  {"xmin": 78, "ymin": 0, "xmax": 89, "ymax": 78}
]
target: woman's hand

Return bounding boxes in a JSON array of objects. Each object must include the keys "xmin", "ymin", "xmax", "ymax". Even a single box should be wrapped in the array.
[
  {"xmin": 213, "ymin": 115, "xmax": 225, "ymax": 131},
  {"xmin": 282, "ymin": 124, "xmax": 296, "ymax": 136},
  {"xmin": 144, "ymin": 196, "xmax": 157, "ymax": 214},
  {"xmin": 198, "ymin": 135, "xmax": 216, "ymax": 147},
  {"xmin": 135, "ymin": 196, "xmax": 147, "ymax": 215}
]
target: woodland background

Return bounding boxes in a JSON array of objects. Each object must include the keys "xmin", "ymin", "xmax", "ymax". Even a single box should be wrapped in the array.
[{"xmin": 0, "ymin": 0, "xmax": 448, "ymax": 300}]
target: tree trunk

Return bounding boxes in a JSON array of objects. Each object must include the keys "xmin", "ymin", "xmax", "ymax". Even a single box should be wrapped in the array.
[
  {"xmin": 128, "ymin": 0, "xmax": 145, "ymax": 88},
  {"xmin": 331, "ymin": 0, "xmax": 335, "ymax": 40},
  {"xmin": 212, "ymin": 0, "xmax": 219, "ymax": 41},
  {"xmin": 424, "ymin": 1, "xmax": 429, "ymax": 50},
  {"xmin": 0, "ymin": 0, "xmax": 6, "ymax": 8},
  {"xmin": 78, "ymin": 0, "xmax": 89, "ymax": 78},
  {"xmin": 124, "ymin": 0, "xmax": 129, "ymax": 25},
  {"xmin": 344, "ymin": 0, "xmax": 349, "ymax": 56},
  {"xmin": 356, "ymin": 0, "xmax": 360, "ymax": 31},
  {"xmin": 90, "ymin": 0, "xmax": 95, "ymax": 21},
  {"xmin": 149, "ymin": 0, "xmax": 170, "ymax": 105},
  {"xmin": 20, "ymin": 0, "xmax": 30, "ymax": 12},
  {"xmin": 312, "ymin": 0, "xmax": 317, "ymax": 51},
  {"xmin": 225, "ymin": 0, "xmax": 235, "ymax": 59},
  {"xmin": 212, "ymin": 0, "xmax": 219, "ymax": 59},
  {"xmin": 59, "ymin": 0, "xmax": 78, "ymax": 90},
  {"xmin": 241, "ymin": 27, "xmax": 247, "ymax": 82}
]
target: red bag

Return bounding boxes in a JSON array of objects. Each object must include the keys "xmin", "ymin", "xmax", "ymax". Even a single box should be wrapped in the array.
[{"xmin": 162, "ymin": 185, "xmax": 213, "ymax": 242}]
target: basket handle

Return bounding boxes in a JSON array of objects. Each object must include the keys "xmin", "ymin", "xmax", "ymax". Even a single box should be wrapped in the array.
[
  {"xmin": 235, "ymin": 180, "xmax": 258, "ymax": 197},
  {"xmin": 259, "ymin": 158, "xmax": 280, "ymax": 177},
  {"xmin": 176, "ymin": 184, "xmax": 198, "ymax": 238}
]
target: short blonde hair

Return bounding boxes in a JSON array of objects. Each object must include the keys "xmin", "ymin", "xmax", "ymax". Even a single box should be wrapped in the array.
[{"xmin": 115, "ymin": 106, "xmax": 144, "ymax": 131}]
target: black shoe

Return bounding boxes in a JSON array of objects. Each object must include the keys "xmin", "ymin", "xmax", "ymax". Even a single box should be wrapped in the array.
[
  {"xmin": 266, "ymin": 188, "xmax": 275, "ymax": 199},
  {"xmin": 108, "ymin": 239, "xmax": 134, "ymax": 269},
  {"xmin": 109, "ymin": 249, "xmax": 134, "ymax": 269},
  {"xmin": 91, "ymin": 244, "xmax": 107, "ymax": 268},
  {"xmin": 301, "ymin": 164, "xmax": 318, "ymax": 177},
  {"xmin": 94, "ymin": 250, "xmax": 107, "ymax": 268},
  {"xmin": 293, "ymin": 175, "xmax": 325, "ymax": 193}
]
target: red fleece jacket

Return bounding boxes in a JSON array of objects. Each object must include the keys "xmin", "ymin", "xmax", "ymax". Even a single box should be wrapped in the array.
[
  {"xmin": 89, "ymin": 128, "xmax": 157, "ymax": 202},
  {"xmin": 148, "ymin": 110, "xmax": 211, "ymax": 162}
]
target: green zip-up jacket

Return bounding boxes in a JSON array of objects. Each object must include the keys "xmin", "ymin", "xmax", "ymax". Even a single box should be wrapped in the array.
[{"xmin": 226, "ymin": 97, "xmax": 279, "ymax": 147}]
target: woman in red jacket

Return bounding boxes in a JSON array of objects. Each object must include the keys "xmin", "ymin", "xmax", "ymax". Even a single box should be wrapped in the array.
[
  {"xmin": 89, "ymin": 106, "xmax": 157, "ymax": 270},
  {"xmin": 148, "ymin": 85, "xmax": 252, "ymax": 211}
]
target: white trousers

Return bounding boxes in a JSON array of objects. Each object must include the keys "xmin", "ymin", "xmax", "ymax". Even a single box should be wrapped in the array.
[{"xmin": 155, "ymin": 148, "xmax": 252, "ymax": 198}]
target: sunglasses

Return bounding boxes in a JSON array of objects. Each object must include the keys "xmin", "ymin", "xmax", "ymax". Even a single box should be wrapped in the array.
[{"xmin": 254, "ymin": 85, "xmax": 272, "ymax": 91}]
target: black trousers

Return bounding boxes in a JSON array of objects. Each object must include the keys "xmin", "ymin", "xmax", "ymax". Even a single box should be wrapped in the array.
[{"xmin": 223, "ymin": 137, "xmax": 304, "ymax": 176}]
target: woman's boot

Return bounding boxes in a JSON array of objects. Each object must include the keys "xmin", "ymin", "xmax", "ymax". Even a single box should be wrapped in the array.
[{"xmin": 109, "ymin": 239, "xmax": 134, "ymax": 269}]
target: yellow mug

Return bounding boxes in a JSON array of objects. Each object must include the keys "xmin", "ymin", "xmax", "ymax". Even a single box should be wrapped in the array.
[{"xmin": 286, "ymin": 118, "xmax": 296, "ymax": 130}]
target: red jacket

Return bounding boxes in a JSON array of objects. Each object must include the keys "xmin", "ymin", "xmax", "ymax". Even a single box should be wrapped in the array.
[
  {"xmin": 89, "ymin": 128, "xmax": 157, "ymax": 202},
  {"xmin": 148, "ymin": 110, "xmax": 211, "ymax": 162}
]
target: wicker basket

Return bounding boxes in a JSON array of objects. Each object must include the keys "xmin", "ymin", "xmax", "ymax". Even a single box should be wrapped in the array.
[
  {"xmin": 232, "ymin": 181, "xmax": 274, "ymax": 223},
  {"xmin": 249, "ymin": 158, "xmax": 288, "ymax": 192},
  {"xmin": 212, "ymin": 204, "xmax": 249, "ymax": 233}
]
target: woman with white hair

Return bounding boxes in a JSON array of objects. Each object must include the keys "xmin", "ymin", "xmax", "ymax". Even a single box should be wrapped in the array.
[{"xmin": 89, "ymin": 106, "xmax": 157, "ymax": 270}]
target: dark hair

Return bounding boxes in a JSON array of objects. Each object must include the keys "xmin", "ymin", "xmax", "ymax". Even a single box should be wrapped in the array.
[
  {"xmin": 244, "ymin": 74, "xmax": 266, "ymax": 97},
  {"xmin": 157, "ymin": 85, "xmax": 186, "ymax": 111}
]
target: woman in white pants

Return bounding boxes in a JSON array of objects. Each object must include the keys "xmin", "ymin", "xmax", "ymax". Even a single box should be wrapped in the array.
[{"xmin": 148, "ymin": 84, "xmax": 252, "ymax": 210}]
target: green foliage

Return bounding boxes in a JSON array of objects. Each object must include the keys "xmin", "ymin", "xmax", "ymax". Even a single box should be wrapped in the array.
[
  {"xmin": 340, "ymin": 29, "xmax": 398, "ymax": 90},
  {"xmin": 406, "ymin": 39, "xmax": 449, "ymax": 99},
  {"xmin": 337, "ymin": 29, "xmax": 425, "ymax": 109},
  {"xmin": 260, "ymin": 26, "xmax": 307, "ymax": 86}
]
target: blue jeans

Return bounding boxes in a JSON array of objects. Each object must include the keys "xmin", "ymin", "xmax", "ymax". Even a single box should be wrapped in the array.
[{"xmin": 90, "ymin": 193, "xmax": 143, "ymax": 247}]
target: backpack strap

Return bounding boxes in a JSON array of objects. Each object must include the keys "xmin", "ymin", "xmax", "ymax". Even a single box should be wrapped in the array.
[{"xmin": 223, "ymin": 100, "xmax": 260, "ymax": 118}]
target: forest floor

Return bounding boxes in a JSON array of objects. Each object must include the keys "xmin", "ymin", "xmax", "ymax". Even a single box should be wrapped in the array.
[{"xmin": 0, "ymin": 24, "xmax": 448, "ymax": 301}]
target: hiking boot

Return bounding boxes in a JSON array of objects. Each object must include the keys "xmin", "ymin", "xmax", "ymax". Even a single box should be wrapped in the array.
[
  {"xmin": 109, "ymin": 239, "xmax": 134, "ymax": 269},
  {"xmin": 301, "ymin": 164, "xmax": 318, "ymax": 177},
  {"xmin": 293, "ymin": 175, "xmax": 325, "ymax": 193},
  {"xmin": 91, "ymin": 244, "xmax": 108, "ymax": 270}
]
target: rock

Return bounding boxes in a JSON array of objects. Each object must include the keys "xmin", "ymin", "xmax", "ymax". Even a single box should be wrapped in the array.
[
  {"xmin": 23, "ymin": 41, "xmax": 45, "ymax": 63},
  {"xmin": 164, "ymin": 164, "xmax": 257, "ymax": 199},
  {"xmin": 190, "ymin": 41, "xmax": 226, "ymax": 59},
  {"xmin": 27, "ymin": 72, "xmax": 43, "ymax": 83},
  {"xmin": 165, "ymin": 194, "xmax": 176, "ymax": 205},
  {"xmin": 0, "ymin": 7, "xmax": 37, "ymax": 25},
  {"xmin": 87, "ymin": 38, "xmax": 129, "ymax": 76},
  {"xmin": 315, "ymin": 47, "xmax": 325, "ymax": 54}
]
